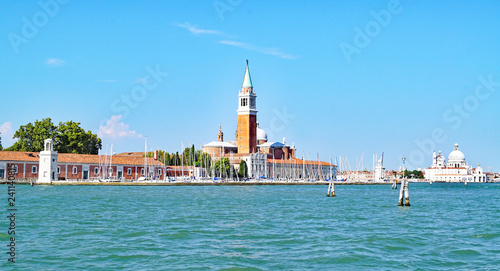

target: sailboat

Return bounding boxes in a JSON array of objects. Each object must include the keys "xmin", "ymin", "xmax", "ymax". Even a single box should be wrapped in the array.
[{"xmin": 137, "ymin": 137, "xmax": 153, "ymax": 182}]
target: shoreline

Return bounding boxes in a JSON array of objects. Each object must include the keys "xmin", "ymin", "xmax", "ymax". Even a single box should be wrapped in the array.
[
  {"xmin": 3, "ymin": 180, "xmax": 495, "ymax": 186},
  {"xmin": 2, "ymin": 179, "xmax": 395, "ymax": 186},
  {"xmin": 0, "ymin": 180, "xmax": 437, "ymax": 186}
]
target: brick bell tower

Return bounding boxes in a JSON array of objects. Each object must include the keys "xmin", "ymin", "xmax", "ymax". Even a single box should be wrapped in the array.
[{"xmin": 236, "ymin": 60, "xmax": 257, "ymax": 154}]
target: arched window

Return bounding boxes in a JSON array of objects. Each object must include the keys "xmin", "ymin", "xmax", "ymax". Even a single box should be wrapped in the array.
[{"xmin": 73, "ymin": 166, "xmax": 77, "ymax": 174}]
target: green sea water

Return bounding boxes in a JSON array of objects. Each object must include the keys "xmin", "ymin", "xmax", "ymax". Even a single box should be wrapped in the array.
[{"xmin": 0, "ymin": 183, "xmax": 499, "ymax": 270}]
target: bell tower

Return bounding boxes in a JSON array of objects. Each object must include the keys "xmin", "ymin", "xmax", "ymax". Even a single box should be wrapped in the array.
[{"xmin": 236, "ymin": 60, "xmax": 257, "ymax": 153}]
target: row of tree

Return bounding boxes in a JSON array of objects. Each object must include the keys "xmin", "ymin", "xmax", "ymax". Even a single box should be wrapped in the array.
[
  {"xmin": 393, "ymin": 170, "xmax": 424, "ymax": 179},
  {"xmin": 3, "ymin": 118, "xmax": 102, "ymax": 154},
  {"xmin": 145, "ymin": 145, "xmax": 248, "ymax": 178}
]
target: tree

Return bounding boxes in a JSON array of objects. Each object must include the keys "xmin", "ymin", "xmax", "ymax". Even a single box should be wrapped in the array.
[
  {"xmin": 191, "ymin": 145, "xmax": 196, "ymax": 165},
  {"xmin": 56, "ymin": 121, "xmax": 102, "ymax": 154},
  {"xmin": 182, "ymin": 147, "xmax": 192, "ymax": 166},
  {"xmin": 238, "ymin": 160, "xmax": 248, "ymax": 178},
  {"xmin": 7, "ymin": 118, "xmax": 57, "ymax": 152},
  {"xmin": 199, "ymin": 152, "xmax": 212, "ymax": 169},
  {"xmin": 6, "ymin": 118, "xmax": 101, "ymax": 154},
  {"xmin": 214, "ymin": 158, "xmax": 230, "ymax": 178},
  {"xmin": 172, "ymin": 152, "xmax": 181, "ymax": 166},
  {"xmin": 0, "ymin": 131, "xmax": 3, "ymax": 151},
  {"xmin": 164, "ymin": 152, "xmax": 170, "ymax": 166}
]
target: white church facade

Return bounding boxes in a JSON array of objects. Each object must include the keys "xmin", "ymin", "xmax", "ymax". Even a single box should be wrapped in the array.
[{"xmin": 424, "ymin": 143, "xmax": 487, "ymax": 183}]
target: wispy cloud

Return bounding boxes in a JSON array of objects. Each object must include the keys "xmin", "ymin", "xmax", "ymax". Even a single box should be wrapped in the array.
[
  {"xmin": 219, "ymin": 40, "xmax": 299, "ymax": 59},
  {"xmin": 175, "ymin": 22, "xmax": 222, "ymax": 35},
  {"xmin": 45, "ymin": 58, "xmax": 64, "ymax": 67},
  {"xmin": 98, "ymin": 115, "xmax": 143, "ymax": 140},
  {"xmin": 97, "ymin": 79, "xmax": 117, "ymax": 83}
]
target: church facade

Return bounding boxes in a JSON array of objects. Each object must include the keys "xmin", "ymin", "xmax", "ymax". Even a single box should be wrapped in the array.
[{"xmin": 424, "ymin": 143, "xmax": 487, "ymax": 182}]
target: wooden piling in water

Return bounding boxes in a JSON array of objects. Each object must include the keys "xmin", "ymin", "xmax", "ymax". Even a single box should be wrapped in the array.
[
  {"xmin": 398, "ymin": 179, "xmax": 410, "ymax": 206},
  {"xmin": 404, "ymin": 180, "xmax": 410, "ymax": 206},
  {"xmin": 327, "ymin": 182, "xmax": 335, "ymax": 197}
]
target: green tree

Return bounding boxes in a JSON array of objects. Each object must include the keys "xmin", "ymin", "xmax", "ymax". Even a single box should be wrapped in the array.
[
  {"xmin": 7, "ymin": 118, "xmax": 58, "ymax": 152},
  {"xmin": 199, "ymin": 152, "xmax": 212, "ymax": 169},
  {"xmin": 191, "ymin": 145, "xmax": 196, "ymax": 165},
  {"xmin": 163, "ymin": 152, "xmax": 170, "ymax": 166},
  {"xmin": 0, "ymin": 131, "xmax": 3, "ymax": 151},
  {"xmin": 172, "ymin": 152, "xmax": 181, "ymax": 166},
  {"xmin": 238, "ymin": 160, "xmax": 248, "ymax": 178},
  {"xmin": 56, "ymin": 121, "xmax": 102, "ymax": 154},
  {"xmin": 6, "ymin": 118, "xmax": 101, "ymax": 154},
  {"xmin": 181, "ymin": 147, "xmax": 190, "ymax": 166},
  {"xmin": 214, "ymin": 158, "xmax": 230, "ymax": 178}
]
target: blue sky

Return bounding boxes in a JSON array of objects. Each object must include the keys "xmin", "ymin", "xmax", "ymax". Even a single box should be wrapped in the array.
[{"xmin": 1, "ymin": 0, "xmax": 499, "ymax": 171}]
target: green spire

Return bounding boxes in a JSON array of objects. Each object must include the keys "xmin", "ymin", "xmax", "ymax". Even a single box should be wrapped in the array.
[{"xmin": 242, "ymin": 59, "xmax": 253, "ymax": 88}]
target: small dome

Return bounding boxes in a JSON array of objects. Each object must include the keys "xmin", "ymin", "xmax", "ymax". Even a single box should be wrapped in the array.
[
  {"xmin": 256, "ymin": 122, "xmax": 267, "ymax": 141},
  {"xmin": 448, "ymin": 143, "xmax": 465, "ymax": 162}
]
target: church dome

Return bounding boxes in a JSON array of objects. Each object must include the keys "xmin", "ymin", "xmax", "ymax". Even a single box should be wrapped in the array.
[
  {"xmin": 257, "ymin": 125, "xmax": 267, "ymax": 141},
  {"xmin": 448, "ymin": 143, "xmax": 465, "ymax": 162}
]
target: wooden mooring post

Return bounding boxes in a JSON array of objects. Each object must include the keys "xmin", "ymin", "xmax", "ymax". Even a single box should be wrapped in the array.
[
  {"xmin": 327, "ymin": 182, "xmax": 335, "ymax": 197},
  {"xmin": 398, "ymin": 157, "xmax": 410, "ymax": 206},
  {"xmin": 398, "ymin": 179, "xmax": 410, "ymax": 206}
]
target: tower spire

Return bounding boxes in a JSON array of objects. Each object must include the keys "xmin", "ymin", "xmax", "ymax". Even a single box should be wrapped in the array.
[{"xmin": 242, "ymin": 59, "xmax": 253, "ymax": 90}]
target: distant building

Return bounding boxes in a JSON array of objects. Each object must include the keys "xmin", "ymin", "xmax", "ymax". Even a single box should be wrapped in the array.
[
  {"xmin": 202, "ymin": 60, "xmax": 336, "ymax": 179},
  {"xmin": 424, "ymin": 143, "xmax": 487, "ymax": 182}
]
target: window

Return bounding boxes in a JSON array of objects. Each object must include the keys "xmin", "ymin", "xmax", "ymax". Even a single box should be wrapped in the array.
[
  {"xmin": 127, "ymin": 168, "xmax": 132, "ymax": 175},
  {"xmin": 108, "ymin": 168, "xmax": 113, "ymax": 175},
  {"xmin": 158, "ymin": 169, "xmax": 162, "ymax": 175},
  {"xmin": 32, "ymin": 166, "xmax": 37, "ymax": 174},
  {"xmin": 57, "ymin": 167, "xmax": 60, "ymax": 174},
  {"xmin": 12, "ymin": 165, "xmax": 18, "ymax": 174},
  {"xmin": 251, "ymin": 99, "xmax": 255, "ymax": 107},
  {"xmin": 241, "ymin": 98, "xmax": 248, "ymax": 107},
  {"xmin": 94, "ymin": 167, "xmax": 99, "ymax": 175},
  {"xmin": 73, "ymin": 166, "xmax": 77, "ymax": 174},
  {"xmin": 141, "ymin": 168, "xmax": 145, "ymax": 176}
]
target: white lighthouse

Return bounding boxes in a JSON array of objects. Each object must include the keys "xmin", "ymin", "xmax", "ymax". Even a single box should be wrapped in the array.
[{"xmin": 38, "ymin": 139, "xmax": 58, "ymax": 184}]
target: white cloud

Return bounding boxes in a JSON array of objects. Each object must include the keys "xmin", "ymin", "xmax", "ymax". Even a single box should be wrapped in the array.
[
  {"xmin": 0, "ymin": 121, "xmax": 14, "ymax": 147},
  {"xmin": 175, "ymin": 22, "xmax": 222, "ymax": 35},
  {"xmin": 219, "ymin": 40, "xmax": 299, "ymax": 59},
  {"xmin": 45, "ymin": 58, "xmax": 64, "ymax": 67},
  {"xmin": 98, "ymin": 115, "xmax": 143, "ymax": 139}
]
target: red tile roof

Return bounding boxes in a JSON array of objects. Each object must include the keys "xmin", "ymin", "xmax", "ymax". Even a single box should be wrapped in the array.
[
  {"xmin": 0, "ymin": 151, "xmax": 164, "ymax": 166},
  {"xmin": 268, "ymin": 157, "xmax": 335, "ymax": 166}
]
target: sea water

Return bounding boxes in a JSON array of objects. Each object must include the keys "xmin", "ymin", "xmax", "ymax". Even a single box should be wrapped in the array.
[{"xmin": 0, "ymin": 183, "xmax": 499, "ymax": 270}]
